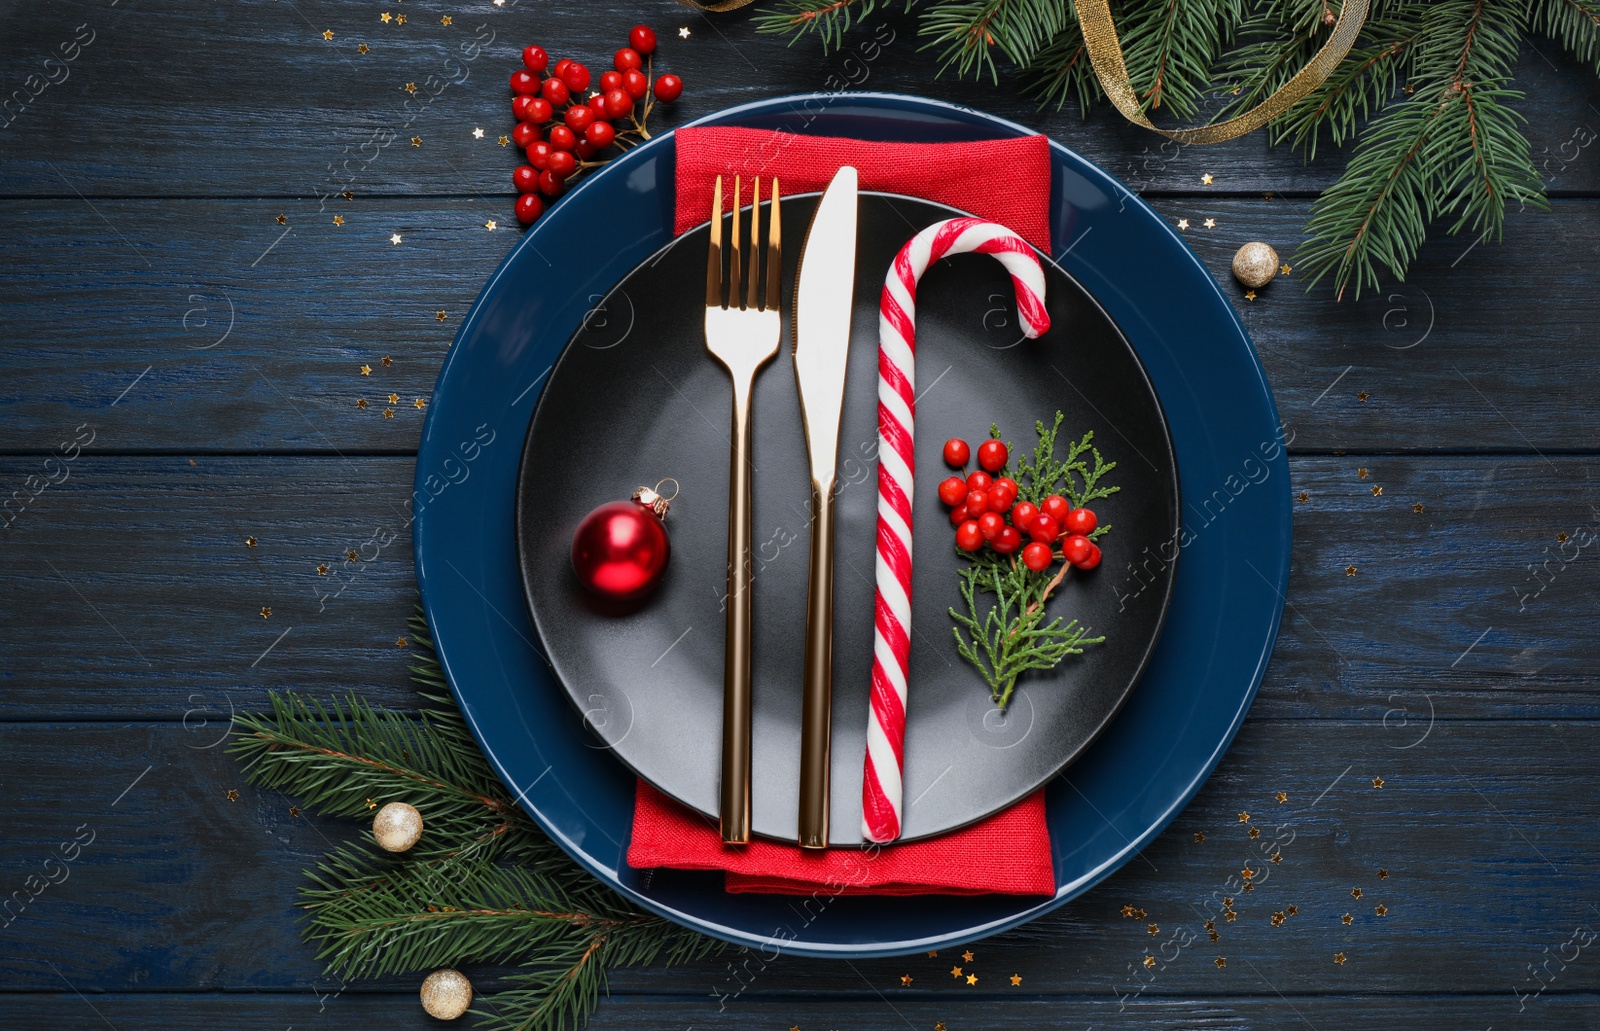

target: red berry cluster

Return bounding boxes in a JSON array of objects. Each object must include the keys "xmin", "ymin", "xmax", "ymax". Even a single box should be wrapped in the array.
[
  {"xmin": 508, "ymin": 25, "xmax": 684, "ymax": 226},
  {"xmin": 939, "ymin": 436, "xmax": 1102, "ymax": 573}
]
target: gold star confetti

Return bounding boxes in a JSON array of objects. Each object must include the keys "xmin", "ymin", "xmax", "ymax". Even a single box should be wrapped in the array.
[
  {"xmin": 1224, "ymin": 897, "xmax": 1234, "ymax": 907},
  {"xmin": 436, "ymin": 310, "xmax": 448, "ymax": 322},
  {"xmin": 900, "ymin": 974, "xmax": 913, "ymax": 987},
  {"xmin": 333, "ymin": 215, "xmax": 344, "ymax": 226},
  {"xmin": 366, "ymin": 798, "xmax": 378, "ymax": 810},
  {"xmin": 359, "ymin": 364, "xmax": 372, "ymax": 376},
  {"xmin": 1135, "ymin": 908, "xmax": 1146, "ymax": 920},
  {"xmin": 1377, "ymin": 868, "xmax": 1389, "ymax": 879},
  {"xmin": 289, "ymin": 805, "xmax": 300, "ymax": 817},
  {"xmin": 441, "ymin": 14, "xmax": 452, "ymax": 24},
  {"xmin": 342, "ymin": 189, "xmax": 354, "ymax": 201},
  {"xmin": 1357, "ymin": 467, "xmax": 1369, "ymax": 479},
  {"xmin": 1225, "ymin": 910, "xmax": 1237, "ymax": 922},
  {"xmin": 403, "ymin": 82, "xmax": 417, "ymax": 93},
  {"xmin": 1343, "ymin": 913, "xmax": 1354, "ymax": 924},
  {"xmin": 383, "ymin": 408, "xmax": 395, "ymax": 419},
  {"xmin": 357, "ymin": 43, "xmax": 369, "ymax": 54},
  {"xmin": 1298, "ymin": 492, "xmax": 1309, "ymax": 503},
  {"xmin": 1201, "ymin": 173, "xmax": 1214, "ymax": 185},
  {"xmin": 1241, "ymin": 866, "xmax": 1255, "ymax": 880},
  {"xmin": 1334, "ymin": 952, "xmax": 1347, "ymax": 966},
  {"xmin": 1193, "ymin": 832, "xmax": 1206, "ymax": 844},
  {"xmin": 391, "ymin": 233, "xmax": 402, "ymax": 245},
  {"xmin": 498, "ymin": 135, "xmax": 510, "ymax": 147},
  {"xmin": 1238, "ymin": 812, "xmax": 1250, "ymax": 823},
  {"xmin": 317, "ymin": 564, "xmax": 329, "ymax": 575},
  {"xmin": 388, "ymin": 393, "xmax": 400, "ymax": 405},
  {"xmin": 1249, "ymin": 827, "xmax": 1260, "ymax": 839},
  {"xmin": 276, "ymin": 214, "xmax": 287, "ymax": 225},
  {"xmin": 1271, "ymin": 912, "xmax": 1285, "ymax": 927},
  {"xmin": 346, "ymin": 550, "xmax": 358, "ymax": 562},
  {"xmin": 473, "ymin": 127, "xmax": 485, "ymax": 140},
  {"xmin": 1205, "ymin": 920, "xmax": 1216, "ymax": 932},
  {"xmin": 381, "ymin": 355, "xmax": 393, "ymax": 366},
  {"xmin": 1244, "ymin": 289, "xmax": 1257, "ymax": 301},
  {"xmin": 966, "ymin": 974, "xmax": 978, "ymax": 986},
  {"xmin": 1346, "ymin": 565, "xmax": 1358, "ymax": 576},
  {"xmin": 485, "ymin": 220, "xmax": 498, "ymax": 230},
  {"xmin": 1372, "ymin": 777, "xmax": 1384, "ymax": 789},
  {"xmin": 396, "ymin": 636, "xmax": 408, "ymax": 648},
  {"xmin": 1404, "ymin": 81, "xmax": 1415, "ymax": 92},
  {"xmin": 1209, "ymin": 931, "xmax": 1220, "ymax": 942},
  {"xmin": 1009, "ymin": 974, "xmax": 1022, "ymax": 986},
  {"xmin": 1276, "ymin": 791, "xmax": 1288, "ymax": 803},
  {"xmin": 1177, "ymin": 218, "xmax": 1190, "ymax": 230},
  {"xmin": 962, "ymin": 950, "xmax": 974, "ymax": 963},
  {"xmin": 950, "ymin": 966, "xmax": 963, "ymax": 979},
  {"xmin": 1358, "ymin": 391, "xmax": 1370, "ymax": 402},
  {"xmin": 1287, "ymin": 905, "xmax": 1298, "ymax": 916},
  {"xmin": 1555, "ymin": 531, "xmax": 1570, "ymax": 544},
  {"xmin": 1351, "ymin": 887, "xmax": 1364, "ymax": 899},
  {"xmin": 1203, "ymin": 217, "xmax": 1217, "ymax": 228},
  {"xmin": 245, "ymin": 536, "xmax": 258, "ymax": 548},
  {"xmin": 395, "ymin": 13, "xmax": 406, "ymax": 24},
  {"xmin": 260, "ymin": 606, "xmax": 272, "ymax": 618},
  {"xmin": 322, "ymin": 29, "xmax": 334, "ymax": 40},
  {"xmin": 1121, "ymin": 904, "xmax": 1135, "ymax": 917},
  {"xmin": 1215, "ymin": 956, "xmax": 1226, "ymax": 968},
  {"xmin": 1280, "ymin": 263, "xmax": 1292, "ymax": 275},
  {"xmin": 227, "ymin": 789, "xmax": 239, "ymax": 801},
  {"xmin": 1147, "ymin": 924, "xmax": 1159, "ymax": 936},
  {"xmin": 1243, "ymin": 882, "xmax": 1255, "ymax": 893},
  {"xmin": 1375, "ymin": 903, "xmax": 1388, "ymax": 916},
  {"xmin": 411, "ymin": 136, "xmax": 422, "ymax": 147},
  {"xmin": 1271, "ymin": 852, "xmax": 1283, "ymax": 864},
  {"xmin": 679, "ymin": 26, "xmax": 691, "ymax": 37},
  {"xmin": 1142, "ymin": 955, "xmax": 1156, "ymax": 969},
  {"xmin": 1371, "ymin": 485, "xmax": 1383, "ymax": 496},
  {"xmin": 927, "ymin": 951, "xmax": 938, "ymax": 958},
  {"xmin": 1413, "ymin": 502, "xmax": 1424, "ymax": 513},
  {"xmin": 380, "ymin": 11, "xmax": 391, "ymax": 22},
  {"xmin": 935, "ymin": 1024, "xmax": 946, "ymax": 1031},
  {"xmin": 413, "ymin": 398, "xmax": 427, "ymax": 409}
]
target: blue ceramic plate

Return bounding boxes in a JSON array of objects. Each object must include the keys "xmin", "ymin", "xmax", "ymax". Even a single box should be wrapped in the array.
[{"xmin": 415, "ymin": 92, "xmax": 1290, "ymax": 958}]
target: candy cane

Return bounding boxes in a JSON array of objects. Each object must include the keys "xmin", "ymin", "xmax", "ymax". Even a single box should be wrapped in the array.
[{"xmin": 862, "ymin": 217, "xmax": 1051, "ymax": 844}]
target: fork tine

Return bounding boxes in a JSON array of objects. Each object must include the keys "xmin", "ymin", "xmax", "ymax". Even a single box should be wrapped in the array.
[
  {"xmin": 706, "ymin": 175, "xmax": 723, "ymax": 308},
  {"xmin": 765, "ymin": 177, "xmax": 781, "ymax": 313},
  {"xmin": 729, "ymin": 176, "xmax": 744, "ymax": 311},
  {"xmin": 746, "ymin": 177, "xmax": 763, "ymax": 312}
]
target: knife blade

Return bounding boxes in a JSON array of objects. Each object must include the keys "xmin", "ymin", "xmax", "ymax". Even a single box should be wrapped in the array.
[{"xmin": 791, "ymin": 165, "xmax": 858, "ymax": 849}]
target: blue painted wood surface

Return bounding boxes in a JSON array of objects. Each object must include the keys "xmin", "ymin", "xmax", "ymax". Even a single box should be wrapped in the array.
[{"xmin": 2, "ymin": 1, "xmax": 1599, "ymax": 1027}]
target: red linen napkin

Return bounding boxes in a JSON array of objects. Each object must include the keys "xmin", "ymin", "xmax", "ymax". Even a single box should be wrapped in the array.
[{"xmin": 625, "ymin": 125, "xmax": 1057, "ymax": 896}]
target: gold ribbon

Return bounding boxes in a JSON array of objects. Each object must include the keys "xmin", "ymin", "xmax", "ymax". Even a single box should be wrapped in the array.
[{"xmin": 1074, "ymin": 0, "xmax": 1370, "ymax": 143}]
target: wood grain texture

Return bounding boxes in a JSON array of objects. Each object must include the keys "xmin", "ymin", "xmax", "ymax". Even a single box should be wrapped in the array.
[
  {"xmin": 0, "ymin": 718, "xmax": 1596, "ymax": 998},
  {"xmin": 2, "ymin": 195, "xmax": 1600, "ymax": 454},
  {"xmin": 2, "ymin": 1, "xmax": 1597, "ymax": 198},
  {"xmin": 2, "ymin": 455, "xmax": 1597, "ymax": 721}
]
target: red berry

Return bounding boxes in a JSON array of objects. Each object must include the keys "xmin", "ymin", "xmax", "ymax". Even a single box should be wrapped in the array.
[
  {"xmin": 614, "ymin": 47, "xmax": 642, "ymax": 72},
  {"xmin": 1077, "ymin": 541, "xmax": 1103, "ymax": 569},
  {"xmin": 1062, "ymin": 508, "xmax": 1097, "ymax": 536},
  {"xmin": 966, "ymin": 471, "xmax": 992, "ymax": 492},
  {"xmin": 978, "ymin": 511, "xmax": 1005, "ymax": 541},
  {"xmin": 937, "ymin": 476, "xmax": 967, "ymax": 506},
  {"xmin": 948, "ymin": 503, "xmax": 969, "ymax": 527},
  {"xmin": 565, "ymin": 104, "xmax": 595, "ymax": 132},
  {"xmin": 988, "ymin": 477, "xmax": 1018, "ymax": 511},
  {"xmin": 574, "ymin": 139, "xmax": 600, "ymax": 160},
  {"xmin": 538, "ymin": 169, "xmax": 565, "ymax": 196},
  {"xmin": 964, "ymin": 489, "xmax": 989, "ymax": 515},
  {"xmin": 1022, "ymin": 542, "xmax": 1053, "ymax": 572},
  {"xmin": 514, "ymin": 192, "xmax": 544, "ymax": 225},
  {"xmin": 942, "ymin": 438, "xmax": 970, "ymax": 467},
  {"xmin": 1010, "ymin": 500, "xmax": 1038, "ymax": 533},
  {"xmin": 585, "ymin": 120, "xmax": 615, "ymax": 148},
  {"xmin": 553, "ymin": 58, "xmax": 573, "ymax": 79},
  {"xmin": 653, "ymin": 73, "xmax": 683, "ymax": 102},
  {"xmin": 600, "ymin": 70, "xmax": 623, "ymax": 92},
  {"xmin": 992, "ymin": 525, "xmax": 1022, "ymax": 555},
  {"xmin": 511, "ymin": 70, "xmax": 540, "ymax": 95},
  {"xmin": 547, "ymin": 125, "xmax": 577, "ymax": 151},
  {"xmin": 512, "ymin": 164, "xmax": 538, "ymax": 193},
  {"xmin": 955, "ymin": 520, "xmax": 984, "ymax": 552},
  {"xmin": 630, "ymin": 24, "xmax": 657, "ymax": 54},
  {"xmin": 561, "ymin": 61, "xmax": 591, "ymax": 92},
  {"xmin": 540, "ymin": 77, "xmax": 570, "ymax": 106},
  {"xmin": 526, "ymin": 98, "xmax": 553, "ymax": 124},
  {"xmin": 621, "ymin": 68, "xmax": 649, "ymax": 100},
  {"xmin": 525, "ymin": 141, "xmax": 552, "ymax": 170},
  {"xmin": 977, "ymin": 439, "xmax": 1008, "ymax": 472},
  {"xmin": 512, "ymin": 95, "xmax": 537, "ymax": 121},
  {"xmin": 512, "ymin": 121, "xmax": 541, "ymax": 149},
  {"xmin": 523, "ymin": 45, "xmax": 550, "ymax": 72},
  {"xmin": 546, "ymin": 148, "xmax": 577, "ymax": 177},
  {"xmin": 602, "ymin": 88, "xmax": 633, "ymax": 119},
  {"xmin": 1028, "ymin": 513, "xmax": 1059, "ymax": 544},
  {"xmin": 1062, "ymin": 534, "xmax": 1093, "ymax": 567},
  {"xmin": 1040, "ymin": 494, "xmax": 1071, "ymax": 525}
]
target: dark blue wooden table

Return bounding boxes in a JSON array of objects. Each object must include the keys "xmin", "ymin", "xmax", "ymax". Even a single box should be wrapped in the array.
[{"xmin": 4, "ymin": 2, "xmax": 1600, "ymax": 1027}]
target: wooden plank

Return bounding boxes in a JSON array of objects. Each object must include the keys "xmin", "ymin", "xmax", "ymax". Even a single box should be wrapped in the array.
[
  {"xmin": 3, "ymin": 1, "xmax": 1598, "ymax": 198},
  {"xmin": 0, "ymin": 718, "xmax": 1596, "ymax": 998},
  {"xmin": 1, "ymin": 455, "xmax": 1597, "ymax": 721},
  {"xmin": 4, "ymin": 993, "xmax": 1600, "ymax": 1031},
  {"xmin": 1, "ymin": 195, "xmax": 1599, "ymax": 454}
]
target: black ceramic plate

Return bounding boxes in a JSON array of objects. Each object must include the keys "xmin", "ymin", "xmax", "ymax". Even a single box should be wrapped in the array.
[{"xmin": 516, "ymin": 192, "xmax": 1178, "ymax": 847}]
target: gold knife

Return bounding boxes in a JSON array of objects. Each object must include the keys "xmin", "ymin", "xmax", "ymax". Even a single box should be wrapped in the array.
[{"xmin": 791, "ymin": 166, "xmax": 859, "ymax": 850}]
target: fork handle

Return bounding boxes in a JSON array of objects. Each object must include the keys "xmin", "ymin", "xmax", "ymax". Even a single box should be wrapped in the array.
[
  {"xmin": 798, "ymin": 475, "xmax": 837, "ymax": 849},
  {"xmin": 720, "ymin": 383, "xmax": 756, "ymax": 845}
]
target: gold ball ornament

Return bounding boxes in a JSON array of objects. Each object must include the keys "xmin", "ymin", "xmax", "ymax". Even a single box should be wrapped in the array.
[
  {"xmin": 420, "ymin": 968, "xmax": 473, "ymax": 1020},
  {"xmin": 373, "ymin": 801, "xmax": 423, "ymax": 852},
  {"xmin": 1231, "ymin": 242, "xmax": 1280, "ymax": 290}
]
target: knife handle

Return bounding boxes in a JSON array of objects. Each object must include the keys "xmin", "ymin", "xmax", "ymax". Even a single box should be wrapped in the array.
[
  {"xmin": 720, "ymin": 384, "xmax": 755, "ymax": 845},
  {"xmin": 798, "ymin": 476, "xmax": 836, "ymax": 850}
]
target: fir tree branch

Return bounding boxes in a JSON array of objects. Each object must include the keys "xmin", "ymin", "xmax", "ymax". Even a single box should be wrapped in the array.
[
  {"xmin": 752, "ymin": 0, "xmax": 909, "ymax": 52},
  {"xmin": 919, "ymin": 0, "xmax": 1066, "ymax": 82},
  {"xmin": 1531, "ymin": 0, "xmax": 1600, "ymax": 74}
]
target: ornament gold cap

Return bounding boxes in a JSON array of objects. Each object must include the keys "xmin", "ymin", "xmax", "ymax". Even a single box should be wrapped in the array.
[{"xmin": 633, "ymin": 478, "xmax": 679, "ymax": 519}]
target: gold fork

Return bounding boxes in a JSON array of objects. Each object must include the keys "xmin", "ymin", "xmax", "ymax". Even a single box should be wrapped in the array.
[{"xmin": 705, "ymin": 174, "xmax": 782, "ymax": 845}]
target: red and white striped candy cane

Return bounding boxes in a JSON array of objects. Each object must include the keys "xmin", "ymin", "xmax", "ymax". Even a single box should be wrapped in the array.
[{"xmin": 862, "ymin": 217, "xmax": 1051, "ymax": 844}]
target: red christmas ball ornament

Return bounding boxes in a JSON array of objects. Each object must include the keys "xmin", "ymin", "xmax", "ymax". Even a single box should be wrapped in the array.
[{"xmin": 571, "ymin": 481, "xmax": 676, "ymax": 601}]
